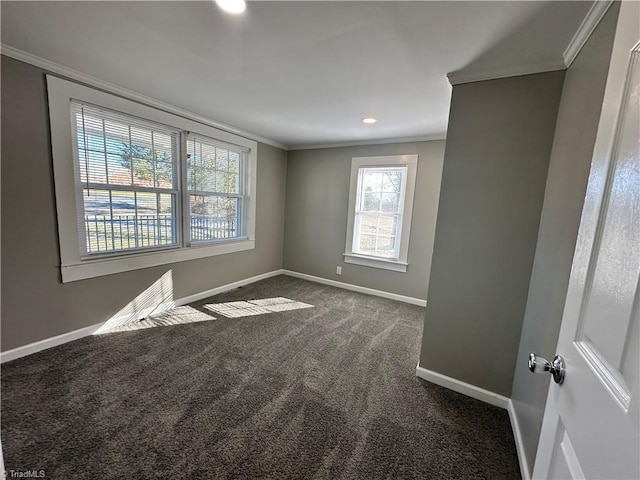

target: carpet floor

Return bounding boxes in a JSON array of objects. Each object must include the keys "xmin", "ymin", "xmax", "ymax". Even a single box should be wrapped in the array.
[{"xmin": 1, "ymin": 275, "xmax": 521, "ymax": 479}]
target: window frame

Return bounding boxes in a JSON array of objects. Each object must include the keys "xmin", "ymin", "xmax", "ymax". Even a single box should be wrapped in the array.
[
  {"xmin": 48, "ymin": 75, "xmax": 257, "ymax": 283},
  {"xmin": 343, "ymin": 154, "xmax": 418, "ymax": 273},
  {"xmin": 71, "ymin": 101, "xmax": 183, "ymax": 257},
  {"xmin": 184, "ymin": 132, "xmax": 249, "ymax": 246}
]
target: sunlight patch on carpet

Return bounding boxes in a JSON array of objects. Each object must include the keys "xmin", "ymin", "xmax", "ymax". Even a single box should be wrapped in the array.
[
  {"xmin": 105, "ymin": 306, "xmax": 216, "ymax": 333},
  {"xmin": 204, "ymin": 297, "xmax": 314, "ymax": 318}
]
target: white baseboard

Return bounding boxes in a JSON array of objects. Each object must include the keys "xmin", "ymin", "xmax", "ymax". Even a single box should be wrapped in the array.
[
  {"xmin": 0, "ymin": 269, "xmax": 284, "ymax": 364},
  {"xmin": 282, "ymin": 270, "xmax": 427, "ymax": 307},
  {"xmin": 415, "ymin": 364, "xmax": 510, "ymax": 409},
  {"xmin": 175, "ymin": 269, "xmax": 284, "ymax": 305},
  {"xmin": 1, "ymin": 268, "xmax": 419, "ymax": 362},
  {"xmin": 508, "ymin": 400, "xmax": 532, "ymax": 480},
  {"xmin": 415, "ymin": 364, "xmax": 530, "ymax": 478},
  {"xmin": 0, "ymin": 322, "xmax": 104, "ymax": 364}
]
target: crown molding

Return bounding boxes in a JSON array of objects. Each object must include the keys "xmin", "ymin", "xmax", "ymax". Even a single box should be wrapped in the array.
[
  {"xmin": 447, "ymin": 60, "xmax": 566, "ymax": 86},
  {"xmin": 291, "ymin": 133, "xmax": 447, "ymax": 151},
  {"xmin": 448, "ymin": 0, "xmax": 614, "ymax": 86},
  {"xmin": 563, "ymin": 0, "xmax": 614, "ymax": 68},
  {"xmin": 1, "ymin": 44, "xmax": 289, "ymax": 151}
]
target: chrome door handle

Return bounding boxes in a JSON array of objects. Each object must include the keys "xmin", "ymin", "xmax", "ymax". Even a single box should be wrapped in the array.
[{"xmin": 529, "ymin": 353, "xmax": 565, "ymax": 384}]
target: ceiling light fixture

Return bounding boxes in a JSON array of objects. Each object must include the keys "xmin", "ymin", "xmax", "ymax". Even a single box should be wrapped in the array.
[
  {"xmin": 362, "ymin": 117, "xmax": 377, "ymax": 124},
  {"xmin": 215, "ymin": 0, "xmax": 246, "ymax": 14}
]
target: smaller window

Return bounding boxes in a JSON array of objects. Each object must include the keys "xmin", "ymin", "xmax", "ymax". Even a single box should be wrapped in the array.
[
  {"xmin": 344, "ymin": 155, "xmax": 418, "ymax": 272},
  {"xmin": 186, "ymin": 133, "xmax": 248, "ymax": 244}
]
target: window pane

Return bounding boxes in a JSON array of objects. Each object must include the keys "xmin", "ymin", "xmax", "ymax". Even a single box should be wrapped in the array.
[
  {"xmin": 202, "ymin": 143, "xmax": 216, "ymax": 169},
  {"xmin": 106, "ymin": 153, "xmax": 131, "ymax": 186},
  {"xmin": 381, "ymin": 193, "xmax": 400, "ymax": 213},
  {"xmin": 229, "ymin": 173, "xmax": 241, "ymax": 194},
  {"xmin": 192, "ymin": 168, "xmax": 215, "ymax": 192},
  {"xmin": 186, "ymin": 133, "xmax": 247, "ymax": 244},
  {"xmin": 363, "ymin": 192, "xmax": 379, "ymax": 211},
  {"xmin": 378, "ymin": 215, "xmax": 398, "ymax": 236},
  {"xmin": 130, "ymin": 126, "xmax": 152, "ymax": 152},
  {"xmin": 383, "ymin": 171, "xmax": 403, "ymax": 193},
  {"xmin": 188, "ymin": 137, "xmax": 243, "ymax": 196},
  {"xmin": 154, "ymin": 158, "xmax": 174, "ymax": 189},
  {"xmin": 354, "ymin": 213, "xmax": 400, "ymax": 258},
  {"xmin": 83, "ymin": 189, "xmax": 112, "ymax": 217},
  {"xmin": 362, "ymin": 171, "xmax": 383, "ymax": 193},
  {"xmin": 73, "ymin": 102, "xmax": 179, "ymax": 256},
  {"xmin": 356, "ymin": 231, "xmax": 397, "ymax": 258},
  {"xmin": 359, "ymin": 167, "xmax": 405, "ymax": 214},
  {"xmin": 353, "ymin": 165, "xmax": 407, "ymax": 259},
  {"xmin": 104, "ymin": 120, "xmax": 129, "ymax": 154},
  {"xmin": 130, "ymin": 148, "xmax": 154, "ymax": 187},
  {"xmin": 375, "ymin": 235, "xmax": 396, "ymax": 256},
  {"xmin": 360, "ymin": 214, "xmax": 379, "ymax": 233},
  {"xmin": 159, "ymin": 194, "xmax": 177, "ymax": 245},
  {"xmin": 215, "ymin": 170, "xmax": 228, "ymax": 192},
  {"xmin": 85, "ymin": 150, "xmax": 107, "ymax": 184},
  {"xmin": 229, "ymin": 152, "xmax": 240, "ymax": 174},
  {"xmin": 190, "ymin": 195, "xmax": 240, "ymax": 241},
  {"xmin": 136, "ymin": 193, "xmax": 158, "ymax": 248},
  {"xmin": 216, "ymin": 148, "xmax": 229, "ymax": 172},
  {"xmin": 358, "ymin": 233, "xmax": 376, "ymax": 252},
  {"xmin": 83, "ymin": 189, "xmax": 112, "ymax": 253},
  {"xmin": 82, "ymin": 189, "xmax": 177, "ymax": 254},
  {"xmin": 86, "ymin": 120, "xmax": 177, "ymax": 190}
]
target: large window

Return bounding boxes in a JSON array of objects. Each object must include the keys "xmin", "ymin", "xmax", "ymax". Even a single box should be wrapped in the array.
[
  {"xmin": 344, "ymin": 155, "xmax": 417, "ymax": 272},
  {"xmin": 72, "ymin": 102, "xmax": 180, "ymax": 255},
  {"xmin": 48, "ymin": 76, "xmax": 257, "ymax": 282}
]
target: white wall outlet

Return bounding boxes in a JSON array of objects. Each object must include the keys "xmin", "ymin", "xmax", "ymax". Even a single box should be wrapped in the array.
[{"xmin": 336, "ymin": 266, "xmax": 342, "ymax": 275}]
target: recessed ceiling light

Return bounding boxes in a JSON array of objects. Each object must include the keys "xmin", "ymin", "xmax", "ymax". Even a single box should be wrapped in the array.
[
  {"xmin": 215, "ymin": 0, "xmax": 246, "ymax": 14},
  {"xmin": 362, "ymin": 117, "xmax": 377, "ymax": 124}
]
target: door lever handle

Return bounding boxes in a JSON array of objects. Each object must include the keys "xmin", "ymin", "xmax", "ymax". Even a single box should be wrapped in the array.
[{"xmin": 529, "ymin": 353, "xmax": 565, "ymax": 384}]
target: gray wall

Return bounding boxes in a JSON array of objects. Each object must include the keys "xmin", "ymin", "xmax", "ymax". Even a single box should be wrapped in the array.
[
  {"xmin": 1, "ymin": 55, "xmax": 288, "ymax": 351},
  {"xmin": 419, "ymin": 71, "xmax": 565, "ymax": 397},
  {"xmin": 510, "ymin": 3, "xmax": 619, "ymax": 474},
  {"xmin": 284, "ymin": 141, "xmax": 445, "ymax": 300}
]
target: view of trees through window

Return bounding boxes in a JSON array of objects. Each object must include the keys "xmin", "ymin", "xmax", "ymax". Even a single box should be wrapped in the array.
[
  {"xmin": 354, "ymin": 167, "xmax": 406, "ymax": 258},
  {"xmin": 75, "ymin": 106, "xmax": 179, "ymax": 254},
  {"xmin": 74, "ymin": 103, "xmax": 245, "ymax": 255},
  {"xmin": 186, "ymin": 135, "xmax": 243, "ymax": 242}
]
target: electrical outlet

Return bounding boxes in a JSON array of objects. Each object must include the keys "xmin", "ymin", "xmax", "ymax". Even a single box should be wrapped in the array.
[{"xmin": 336, "ymin": 266, "xmax": 342, "ymax": 275}]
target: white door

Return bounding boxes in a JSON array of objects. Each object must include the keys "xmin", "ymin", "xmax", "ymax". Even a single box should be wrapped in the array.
[{"xmin": 532, "ymin": 2, "xmax": 640, "ymax": 479}]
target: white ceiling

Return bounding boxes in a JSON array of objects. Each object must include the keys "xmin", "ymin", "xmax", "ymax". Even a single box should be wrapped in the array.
[{"xmin": 1, "ymin": 1, "xmax": 594, "ymax": 149}]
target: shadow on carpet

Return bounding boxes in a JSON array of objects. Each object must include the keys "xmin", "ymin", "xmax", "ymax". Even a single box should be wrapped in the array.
[{"xmin": 1, "ymin": 275, "xmax": 521, "ymax": 479}]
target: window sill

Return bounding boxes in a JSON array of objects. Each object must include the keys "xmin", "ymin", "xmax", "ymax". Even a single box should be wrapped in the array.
[
  {"xmin": 61, "ymin": 239, "xmax": 255, "ymax": 283},
  {"xmin": 343, "ymin": 253, "xmax": 408, "ymax": 273}
]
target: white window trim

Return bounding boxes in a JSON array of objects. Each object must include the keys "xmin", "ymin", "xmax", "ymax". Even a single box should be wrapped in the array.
[
  {"xmin": 343, "ymin": 154, "xmax": 418, "ymax": 273},
  {"xmin": 47, "ymin": 75, "xmax": 257, "ymax": 283}
]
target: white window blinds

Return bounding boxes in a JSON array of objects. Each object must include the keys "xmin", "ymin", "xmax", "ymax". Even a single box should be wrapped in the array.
[
  {"xmin": 71, "ymin": 101, "xmax": 180, "ymax": 255},
  {"xmin": 186, "ymin": 133, "xmax": 248, "ymax": 243},
  {"xmin": 49, "ymin": 76, "xmax": 258, "ymax": 282}
]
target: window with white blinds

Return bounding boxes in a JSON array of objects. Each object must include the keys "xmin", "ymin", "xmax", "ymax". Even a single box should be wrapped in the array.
[
  {"xmin": 344, "ymin": 155, "xmax": 418, "ymax": 273},
  {"xmin": 72, "ymin": 102, "xmax": 180, "ymax": 255},
  {"xmin": 48, "ymin": 76, "xmax": 257, "ymax": 282},
  {"xmin": 186, "ymin": 133, "xmax": 247, "ymax": 243}
]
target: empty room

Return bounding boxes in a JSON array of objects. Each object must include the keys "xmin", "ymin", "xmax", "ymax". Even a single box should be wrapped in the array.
[{"xmin": 1, "ymin": 1, "xmax": 638, "ymax": 479}]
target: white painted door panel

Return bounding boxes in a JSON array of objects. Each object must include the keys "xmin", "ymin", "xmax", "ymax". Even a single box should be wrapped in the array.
[{"xmin": 533, "ymin": 2, "xmax": 640, "ymax": 479}]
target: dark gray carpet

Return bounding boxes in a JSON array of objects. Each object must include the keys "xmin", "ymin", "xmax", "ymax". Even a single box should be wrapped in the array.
[{"xmin": 1, "ymin": 275, "xmax": 521, "ymax": 479}]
